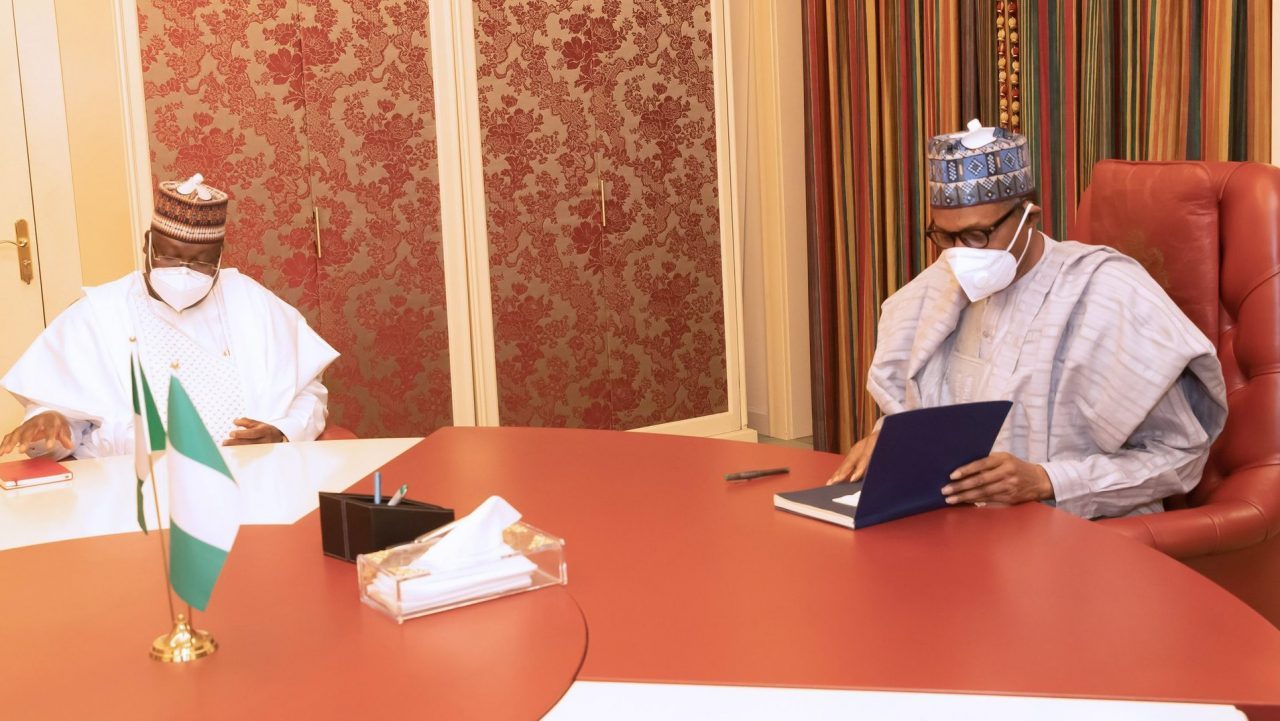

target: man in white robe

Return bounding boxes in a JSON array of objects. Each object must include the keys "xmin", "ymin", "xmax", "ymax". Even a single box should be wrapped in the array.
[
  {"xmin": 0, "ymin": 174, "xmax": 338, "ymax": 459},
  {"xmin": 827, "ymin": 121, "xmax": 1227, "ymax": 519}
]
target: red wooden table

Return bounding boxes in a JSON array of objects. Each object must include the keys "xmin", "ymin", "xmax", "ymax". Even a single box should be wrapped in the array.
[
  {"xmin": 0, "ymin": 508, "xmax": 587, "ymax": 720},
  {"xmin": 371, "ymin": 427, "xmax": 1280, "ymax": 707},
  {"xmin": 5, "ymin": 426, "xmax": 1280, "ymax": 719}
]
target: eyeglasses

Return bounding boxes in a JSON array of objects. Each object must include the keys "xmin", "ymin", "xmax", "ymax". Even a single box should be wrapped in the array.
[
  {"xmin": 145, "ymin": 230, "xmax": 221, "ymax": 276},
  {"xmin": 925, "ymin": 202, "xmax": 1026, "ymax": 249},
  {"xmin": 151, "ymin": 254, "xmax": 221, "ymax": 276}
]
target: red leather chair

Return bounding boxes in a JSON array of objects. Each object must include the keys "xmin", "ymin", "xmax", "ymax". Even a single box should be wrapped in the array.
[
  {"xmin": 1076, "ymin": 160, "xmax": 1280, "ymax": 627},
  {"xmin": 316, "ymin": 424, "xmax": 357, "ymax": 441}
]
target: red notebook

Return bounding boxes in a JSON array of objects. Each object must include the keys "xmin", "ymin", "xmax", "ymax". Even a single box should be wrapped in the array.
[{"xmin": 0, "ymin": 456, "xmax": 74, "ymax": 490}]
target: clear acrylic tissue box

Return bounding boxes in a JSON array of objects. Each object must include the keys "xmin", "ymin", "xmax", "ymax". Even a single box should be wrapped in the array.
[{"xmin": 357, "ymin": 521, "xmax": 567, "ymax": 623}]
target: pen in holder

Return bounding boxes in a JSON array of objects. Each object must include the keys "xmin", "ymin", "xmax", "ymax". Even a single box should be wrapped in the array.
[{"xmin": 318, "ymin": 491, "xmax": 454, "ymax": 562}]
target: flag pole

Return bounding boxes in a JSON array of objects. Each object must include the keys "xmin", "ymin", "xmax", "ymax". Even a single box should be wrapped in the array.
[
  {"xmin": 147, "ymin": 450, "xmax": 217, "ymax": 663},
  {"xmin": 145, "ymin": 449, "xmax": 176, "ymax": 624},
  {"xmin": 147, "ymin": 469, "xmax": 217, "ymax": 662},
  {"xmin": 132, "ymin": 349, "xmax": 176, "ymax": 625},
  {"xmin": 145, "ymin": 371, "xmax": 217, "ymax": 664}
]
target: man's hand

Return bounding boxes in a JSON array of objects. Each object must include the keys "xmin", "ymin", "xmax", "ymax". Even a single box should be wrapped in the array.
[
  {"xmin": 0, "ymin": 411, "xmax": 74, "ymax": 457},
  {"xmin": 222, "ymin": 418, "xmax": 285, "ymax": 446},
  {"xmin": 826, "ymin": 432, "xmax": 880, "ymax": 485},
  {"xmin": 942, "ymin": 452, "xmax": 1053, "ymax": 506}
]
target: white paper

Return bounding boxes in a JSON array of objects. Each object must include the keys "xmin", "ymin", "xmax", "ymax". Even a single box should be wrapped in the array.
[{"xmin": 832, "ymin": 491, "xmax": 861, "ymax": 508}]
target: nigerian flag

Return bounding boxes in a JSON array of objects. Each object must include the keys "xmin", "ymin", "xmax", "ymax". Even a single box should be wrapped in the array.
[
  {"xmin": 131, "ymin": 357, "xmax": 165, "ymax": 534},
  {"xmin": 167, "ymin": 376, "xmax": 240, "ymax": 612}
]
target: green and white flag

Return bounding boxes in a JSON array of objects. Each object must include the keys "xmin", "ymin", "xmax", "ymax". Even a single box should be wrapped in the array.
[
  {"xmin": 167, "ymin": 375, "xmax": 240, "ymax": 612},
  {"xmin": 131, "ymin": 356, "xmax": 165, "ymax": 534}
]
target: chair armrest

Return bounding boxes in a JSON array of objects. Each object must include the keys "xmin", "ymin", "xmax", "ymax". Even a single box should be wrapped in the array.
[
  {"xmin": 316, "ymin": 424, "xmax": 358, "ymax": 441},
  {"xmin": 1098, "ymin": 465, "xmax": 1280, "ymax": 559}
]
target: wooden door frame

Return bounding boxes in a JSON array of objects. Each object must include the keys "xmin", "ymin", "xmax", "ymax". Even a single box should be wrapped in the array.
[
  {"xmin": 430, "ymin": 0, "xmax": 489, "ymax": 428},
  {"xmin": 437, "ymin": 0, "xmax": 752, "ymax": 438},
  {"xmin": 106, "ymin": 0, "xmax": 152, "ymax": 280},
  {"xmin": 10, "ymin": 0, "xmax": 83, "ymax": 318},
  {"xmin": 740, "ymin": 0, "xmax": 812, "ymax": 441}
]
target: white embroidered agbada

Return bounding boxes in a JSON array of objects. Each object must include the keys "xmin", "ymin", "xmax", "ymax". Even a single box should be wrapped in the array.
[
  {"xmin": 868, "ymin": 236, "xmax": 1227, "ymax": 519},
  {"xmin": 2, "ymin": 269, "xmax": 338, "ymax": 459}
]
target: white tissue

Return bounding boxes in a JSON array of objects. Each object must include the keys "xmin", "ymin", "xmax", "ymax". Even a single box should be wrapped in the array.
[
  {"xmin": 370, "ymin": 495, "xmax": 536, "ymax": 614},
  {"xmin": 411, "ymin": 495, "xmax": 521, "ymax": 571},
  {"xmin": 369, "ymin": 556, "xmax": 535, "ymax": 612}
]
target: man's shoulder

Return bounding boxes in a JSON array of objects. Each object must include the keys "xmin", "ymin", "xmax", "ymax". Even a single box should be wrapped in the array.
[
  {"xmin": 76, "ymin": 271, "xmax": 140, "ymax": 312},
  {"xmin": 85, "ymin": 271, "xmax": 140, "ymax": 294},
  {"xmin": 1054, "ymin": 242, "xmax": 1168, "ymax": 298},
  {"xmin": 218, "ymin": 269, "xmax": 309, "ymax": 322},
  {"xmin": 219, "ymin": 269, "xmax": 289, "ymax": 303},
  {"xmin": 1055, "ymin": 243, "xmax": 1200, "ymax": 337}
]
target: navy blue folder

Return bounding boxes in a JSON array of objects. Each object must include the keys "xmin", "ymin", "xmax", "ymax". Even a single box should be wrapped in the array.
[{"xmin": 774, "ymin": 401, "xmax": 1012, "ymax": 529}]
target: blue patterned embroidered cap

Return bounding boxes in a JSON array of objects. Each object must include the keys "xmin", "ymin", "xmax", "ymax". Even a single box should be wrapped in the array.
[{"xmin": 927, "ymin": 119, "xmax": 1033, "ymax": 208}]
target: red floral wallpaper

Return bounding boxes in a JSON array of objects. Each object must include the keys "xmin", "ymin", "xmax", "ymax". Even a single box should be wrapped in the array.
[
  {"xmin": 138, "ymin": 0, "xmax": 452, "ymax": 438},
  {"xmin": 139, "ymin": 0, "xmax": 317, "ymax": 318},
  {"xmin": 598, "ymin": 0, "xmax": 727, "ymax": 427},
  {"xmin": 475, "ymin": 0, "xmax": 727, "ymax": 429},
  {"xmin": 473, "ymin": 0, "xmax": 610, "ymax": 428},
  {"xmin": 297, "ymin": 0, "xmax": 452, "ymax": 436}
]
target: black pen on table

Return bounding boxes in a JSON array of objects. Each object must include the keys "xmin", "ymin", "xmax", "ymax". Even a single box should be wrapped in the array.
[{"xmin": 724, "ymin": 467, "xmax": 790, "ymax": 483}]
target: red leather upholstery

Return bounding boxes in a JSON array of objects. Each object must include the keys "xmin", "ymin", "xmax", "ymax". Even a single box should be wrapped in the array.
[
  {"xmin": 316, "ymin": 424, "xmax": 357, "ymax": 441},
  {"xmin": 1076, "ymin": 160, "xmax": 1280, "ymax": 624}
]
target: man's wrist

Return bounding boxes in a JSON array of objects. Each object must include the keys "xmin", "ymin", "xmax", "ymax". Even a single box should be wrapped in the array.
[
  {"xmin": 1034, "ymin": 464, "xmax": 1055, "ymax": 501},
  {"xmin": 263, "ymin": 417, "xmax": 300, "ymax": 443}
]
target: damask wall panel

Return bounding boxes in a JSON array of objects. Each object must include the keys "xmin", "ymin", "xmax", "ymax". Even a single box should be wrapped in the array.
[
  {"xmin": 298, "ymin": 0, "xmax": 452, "ymax": 437},
  {"xmin": 474, "ymin": 0, "xmax": 612, "ymax": 428},
  {"xmin": 138, "ymin": 0, "xmax": 319, "ymax": 320},
  {"xmin": 596, "ymin": 0, "xmax": 727, "ymax": 428},
  {"xmin": 140, "ymin": 0, "xmax": 452, "ymax": 438}
]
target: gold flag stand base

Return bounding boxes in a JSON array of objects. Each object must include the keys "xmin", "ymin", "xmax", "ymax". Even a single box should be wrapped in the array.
[{"xmin": 149, "ymin": 613, "xmax": 217, "ymax": 663}]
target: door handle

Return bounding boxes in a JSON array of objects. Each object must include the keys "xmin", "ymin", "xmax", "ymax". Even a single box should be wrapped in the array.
[
  {"xmin": 600, "ymin": 177, "xmax": 607, "ymax": 228},
  {"xmin": 313, "ymin": 207, "xmax": 323, "ymax": 260},
  {"xmin": 0, "ymin": 219, "xmax": 32, "ymax": 284},
  {"xmin": 596, "ymin": 150, "xmax": 607, "ymax": 228}
]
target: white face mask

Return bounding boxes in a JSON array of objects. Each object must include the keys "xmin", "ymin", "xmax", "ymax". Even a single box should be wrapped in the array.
[
  {"xmin": 148, "ymin": 266, "xmax": 217, "ymax": 312},
  {"xmin": 941, "ymin": 203, "xmax": 1034, "ymax": 303},
  {"xmin": 145, "ymin": 232, "xmax": 220, "ymax": 311}
]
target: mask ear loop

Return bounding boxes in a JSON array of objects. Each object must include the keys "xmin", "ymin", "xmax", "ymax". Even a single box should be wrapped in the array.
[
  {"xmin": 1008, "ymin": 203, "xmax": 1035, "ymax": 269},
  {"xmin": 143, "ymin": 230, "xmax": 155, "ymax": 274},
  {"xmin": 187, "ymin": 240, "xmax": 224, "ymax": 309}
]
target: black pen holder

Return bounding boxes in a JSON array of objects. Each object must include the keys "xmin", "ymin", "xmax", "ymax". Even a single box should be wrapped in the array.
[{"xmin": 318, "ymin": 492, "xmax": 455, "ymax": 563}]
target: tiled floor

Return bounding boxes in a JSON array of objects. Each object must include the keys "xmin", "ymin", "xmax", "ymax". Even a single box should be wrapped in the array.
[{"xmin": 757, "ymin": 434, "xmax": 813, "ymax": 450}]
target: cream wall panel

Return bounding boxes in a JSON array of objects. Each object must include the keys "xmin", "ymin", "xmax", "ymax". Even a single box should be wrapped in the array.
[
  {"xmin": 738, "ymin": 0, "xmax": 812, "ymax": 441},
  {"xmin": 53, "ymin": 0, "xmax": 137, "ymax": 287}
]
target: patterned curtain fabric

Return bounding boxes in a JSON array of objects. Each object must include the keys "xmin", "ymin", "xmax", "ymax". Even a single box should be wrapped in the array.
[
  {"xmin": 1074, "ymin": 0, "xmax": 1272, "ymax": 205},
  {"xmin": 803, "ymin": 0, "xmax": 966, "ymax": 451},
  {"xmin": 804, "ymin": 0, "xmax": 1271, "ymax": 452}
]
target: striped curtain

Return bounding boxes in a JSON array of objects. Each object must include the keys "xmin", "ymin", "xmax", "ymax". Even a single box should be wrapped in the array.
[
  {"xmin": 803, "ymin": 0, "xmax": 969, "ymax": 451},
  {"xmin": 804, "ymin": 0, "xmax": 1271, "ymax": 453},
  {"xmin": 1074, "ymin": 0, "xmax": 1272, "ymax": 214}
]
